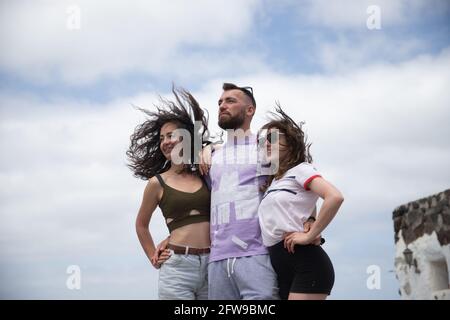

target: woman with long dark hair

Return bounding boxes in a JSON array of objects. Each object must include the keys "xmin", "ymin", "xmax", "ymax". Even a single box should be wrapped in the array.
[
  {"xmin": 127, "ymin": 87, "xmax": 211, "ymax": 300},
  {"xmin": 257, "ymin": 105, "xmax": 344, "ymax": 300}
]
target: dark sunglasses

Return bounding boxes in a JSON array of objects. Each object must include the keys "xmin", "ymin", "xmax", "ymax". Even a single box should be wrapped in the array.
[
  {"xmin": 239, "ymin": 86, "xmax": 256, "ymax": 106},
  {"xmin": 240, "ymin": 86, "xmax": 253, "ymax": 96},
  {"xmin": 258, "ymin": 132, "xmax": 285, "ymax": 144}
]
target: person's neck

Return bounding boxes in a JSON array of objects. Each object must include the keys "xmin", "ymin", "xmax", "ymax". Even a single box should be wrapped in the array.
[
  {"xmin": 234, "ymin": 125, "xmax": 253, "ymax": 138},
  {"xmin": 238, "ymin": 123, "xmax": 251, "ymax": 133},
  {"xmin": 167, "ymin": 162, "xmax": 185, "ymax": 175},
  {"xmin": 226, "ymin": 125, "xmax": 253, "ymax": 144}
]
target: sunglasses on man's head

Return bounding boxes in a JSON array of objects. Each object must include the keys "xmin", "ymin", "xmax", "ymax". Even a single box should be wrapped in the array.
[
  {"xmin": 240, "ymin": 86, "xmax": 253, "ymax": 96},
  {"xmin": 239, "ymin": 86, "xmax": 256, "ymax": 106}
]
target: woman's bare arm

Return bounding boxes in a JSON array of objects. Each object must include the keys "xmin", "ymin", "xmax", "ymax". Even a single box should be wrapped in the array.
[{"xmin": 135, "ymin": 177, "xmax": 161, "ymax": 268}]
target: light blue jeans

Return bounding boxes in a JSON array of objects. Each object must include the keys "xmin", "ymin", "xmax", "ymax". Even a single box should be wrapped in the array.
[{"xmin": 158, "ymin": 249, "xmax": 209, "ymax": 300}]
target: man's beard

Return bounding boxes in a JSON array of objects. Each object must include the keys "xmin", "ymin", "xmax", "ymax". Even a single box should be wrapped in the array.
[{"xmin": 218, "ymin": 110, "xmax": 245, "ymax": 129}]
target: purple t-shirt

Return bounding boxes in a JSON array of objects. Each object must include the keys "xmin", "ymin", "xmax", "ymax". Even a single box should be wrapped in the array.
[{"xmin": 209, "ymin": 134, "xmax": 268, "ymax": 262}]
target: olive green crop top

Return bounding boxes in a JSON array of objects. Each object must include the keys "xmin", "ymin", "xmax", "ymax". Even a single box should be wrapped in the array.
[{"xmin": 155, "ymin": 174, "xmax": 210, "ymax": 233}]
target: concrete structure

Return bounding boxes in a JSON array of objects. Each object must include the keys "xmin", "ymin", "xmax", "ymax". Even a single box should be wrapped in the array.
[{"xmin": 393, "ymin": 189, "xmax": 450, "ymax": 299}]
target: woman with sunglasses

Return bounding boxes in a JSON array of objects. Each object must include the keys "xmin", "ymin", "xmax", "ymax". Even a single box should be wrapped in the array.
[
  {"xmin": 127, "ymin": 87, "xmax": 211, "ymax": 300},
  {"xmin": 257, "ymin": 106, "xmax": 344, "ymax": 300}
]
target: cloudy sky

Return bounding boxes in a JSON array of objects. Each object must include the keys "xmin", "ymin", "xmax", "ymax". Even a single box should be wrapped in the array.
[{"xmin": 0, "ymin": 0, "xmax": 449, "ymax": 299}]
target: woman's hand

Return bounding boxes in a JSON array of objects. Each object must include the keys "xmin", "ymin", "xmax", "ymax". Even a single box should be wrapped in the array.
[
  {"xmin": 283, "ymin": 232, "xmax": 315, "ymax": 253},
  {"xmin": 150, "ymin": 237, "xmax": 171, "ymax": 269},
  {"xmin": 303, "ymin": 219, "xmax": 322, "ymax": 246},
  {"xmin": 151, "ymin": 248, "xmax": 171, "ymax": 269}
]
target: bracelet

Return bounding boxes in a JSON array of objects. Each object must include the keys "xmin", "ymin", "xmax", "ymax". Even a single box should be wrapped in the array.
[{"xmin": 307, "ymin": 216, "xmax": 316, "ymax": 222}]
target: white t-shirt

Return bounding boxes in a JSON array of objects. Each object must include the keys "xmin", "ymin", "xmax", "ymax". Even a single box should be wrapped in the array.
[{"xmin": 258, "ymin": 162, "xmax": 322, "ymax": 247}]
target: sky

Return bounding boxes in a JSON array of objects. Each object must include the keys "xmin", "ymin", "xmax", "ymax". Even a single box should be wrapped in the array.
[{"xmin": 0, "ymin": 0, "xmax": 449, "ymax": 299}]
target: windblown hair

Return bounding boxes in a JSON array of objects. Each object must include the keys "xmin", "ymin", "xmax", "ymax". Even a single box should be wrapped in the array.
[
  {"xmin": 261, "ymin": 103, "xmax": 313, "ymax": 191},
  {"xmin": 126, "ymin": 87, "xmax": 210, "ymax": 180}
]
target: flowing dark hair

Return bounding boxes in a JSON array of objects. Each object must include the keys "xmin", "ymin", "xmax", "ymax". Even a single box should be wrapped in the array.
[
  {"xmin": 126, "ymin": 87, "xmax": 210, "ymax": 180},
  {"xmin": 260, "ymin": 103, "xmax": 313, "ymax": 191}
]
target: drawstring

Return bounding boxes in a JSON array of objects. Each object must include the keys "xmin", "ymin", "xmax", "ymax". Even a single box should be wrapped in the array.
[
  {"xmin": 231, "ymin": 257, "xmax": 236, "ymax": 274},
  {"xmin": 227, "ymin": 257, "xmax": 237, "ymax": 278}
]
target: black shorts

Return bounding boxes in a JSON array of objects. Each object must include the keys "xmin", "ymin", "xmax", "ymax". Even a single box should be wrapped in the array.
[{"xmin": 268, "ymin": 240, "xmax": 335, "ymax": 299}]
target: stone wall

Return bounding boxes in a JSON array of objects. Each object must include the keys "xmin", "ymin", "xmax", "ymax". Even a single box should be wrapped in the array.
[
  {"xmin": 393, "ymin": 189, "xmax": 450, "ymax": 299},
  {"xmin": 393, "ymin": 189, "xmax": 450, "ymax": 246}
]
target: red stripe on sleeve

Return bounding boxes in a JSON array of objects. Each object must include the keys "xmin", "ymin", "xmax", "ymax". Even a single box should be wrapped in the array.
[{"xmin": 303, "ymin": 175, "xmax": 322, "ymax": 190}]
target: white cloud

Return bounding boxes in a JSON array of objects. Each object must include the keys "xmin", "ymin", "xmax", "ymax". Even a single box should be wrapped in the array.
[
  {"xmin": 245, "ymin": 49, "xmax": 450, "ymax": 214},
  {"xmin": 0, "ymin": 0, "xmax": 448, "ymax": 301},
  {"xmin": 0, "ymin": 93, "xmax": 170, "ymax": 259},
  {"xmin": 1, "ymin": 45, "xmax": 449, "ymax": 298},
  {"xmin": 0, "ymin": 0, "xmax": 260, "ymax": 84},
  {"xmin": 316, "ymin": 34, "xmax": 425, "ymax": 72},
  {"xmin": 195, "ymin": 48, "xmax": 450, "ymax": 228}
]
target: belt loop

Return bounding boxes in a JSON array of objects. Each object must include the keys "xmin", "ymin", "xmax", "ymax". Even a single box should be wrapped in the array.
[{"xmin": 185, "ymin": 246, "xmax": 189, "ymax": 255}]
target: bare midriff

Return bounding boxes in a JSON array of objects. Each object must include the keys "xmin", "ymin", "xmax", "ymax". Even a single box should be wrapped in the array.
[{"xmin": 169, "ymin": 221, "xmax": 210, "ymax": 248}]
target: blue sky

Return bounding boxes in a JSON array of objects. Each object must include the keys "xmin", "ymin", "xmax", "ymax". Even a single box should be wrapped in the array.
[{"xmin": 0, "ymin": 0, "xmax": 449, "ymax": 299}]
